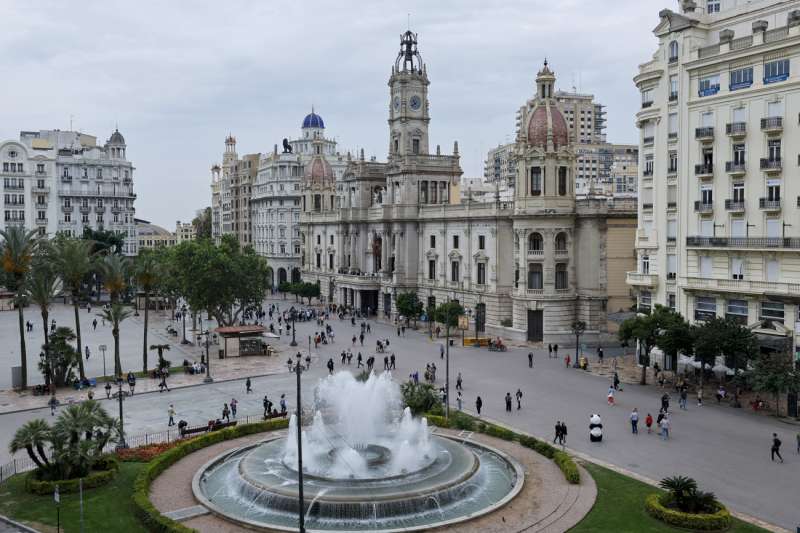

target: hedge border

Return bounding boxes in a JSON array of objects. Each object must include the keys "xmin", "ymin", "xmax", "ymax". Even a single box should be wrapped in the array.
[
  {"xmin": 425, "ymin": 412, "xmax": 580, "ymax": 484},
  {"xmin": 24, "ymin": 456, "xmax": 119, "ymax": 495},
  {"xmin": 644, "ymin": 493, "xmax": 732, "ymax": 531},
  {"xmin": 132, "ymin": 418, "xmax": 289, "ymax": 533}
]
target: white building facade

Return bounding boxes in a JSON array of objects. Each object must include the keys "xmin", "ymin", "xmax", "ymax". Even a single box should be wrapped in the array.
[{"xmin": 632, "ymin": 0, "xmax": 800, "ymax": 362}]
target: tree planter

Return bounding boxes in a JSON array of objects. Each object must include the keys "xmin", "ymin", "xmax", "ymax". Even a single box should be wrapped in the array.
[
  {"xmin": 645, "ymin": 493, "xmax": 731, "ymax": 531},
  {"xmin": 25, "ymin": 456, "xmax": 119, "ymax": 495}
]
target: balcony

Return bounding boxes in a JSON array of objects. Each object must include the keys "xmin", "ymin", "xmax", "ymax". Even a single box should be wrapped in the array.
[
  {"xmin": 641, "ymin": 101, "xmax": 653, "ymax": 109},
  {"xmin": 525, "ymin": 288, "xmax": 544, "ymax": 296},
  {"xmin": 642, "ymin": 169, "xmax": 653, "ymax": 177},
  {"xmin": 683, "ymin": 276, "xmax": 800, "ymax": 297},
  {"xmin": 760, "ymin": 158, "xmax": 781, "ymax": 173},
  {"xmin": 642, "ymin": 203, "xmax": 654, "ymax": 210},
  {"xmin": 61, "ymin": 205, "xmax": 73, "ymax": 213},
  {"xmin": 642, "ymin": 136, "xmax": 654, "ymax": 146},
  {"xmin": 724, "ymin": 199, "xmax": 745, "ymax": 212},
  {"xmin": 626, "ymin": 271, "xmax": 659, "ymax": 288},
  {"xmin": 60, "ymin": 176, "xmax": 72, "ymax": 183},
  {"xmin": 111, "ymin": 206, "xmax": 122, "ymax": 214},
  {"xmin": 32, "ymin": 185, "xmax": 49, "ymax": 193},
  {"xmin": 669, "ymin": 92, "xmax": 678, "ymax": 102},
  {"xmin": 686, "ymin": 236, "xmax": 800, "ymax": 250},
  {"xmin": 527, "ymin": 249, "xmax": 544, "ymax": 257},
  {"xmin": 668, "ymin": 132, "xmax": 678, "ymax": 141},
  {"xmin": 759, "ymin": 197, "xmax": 781, "ymax": 211},
  {"xmin": 694, "ymin": 164, "xmax": 713, "ymax": 178},
  {"xmin": 5, "ymin": 219, "xmax": 25, "ymax": 227},
  {"xmin": 79, "ymin": 206, "xmax": 90, "ymax": 214},
  {"xmin": 726, "ymin": 122, "xmax": 747, "ymax": 138},
  {"xmin": 695, "ymin": 127, "xmax": 714, "ymax": 141},
  {"xmin": 760, "ymin": 117, "xmax": 783, "ymax": 133},
  {"xmin": 694, "ymin": 201, "xmax": 713, "ymax": 213},
  {"xmin": 725, "ymin": 161, "xmax": 746, "ymax": 176},
  {"xmin": 35, "ymin": 218, "xmax": 47, "ymax": 226},
  {"xmin": 94, "ymin": 205, "xmax": 106, "ymax": 213}
]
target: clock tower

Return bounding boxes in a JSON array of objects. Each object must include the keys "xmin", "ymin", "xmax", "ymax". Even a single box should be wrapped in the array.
[{"xmin": 388, "ymin": 30, "xmax": 430, "ymax": 158}]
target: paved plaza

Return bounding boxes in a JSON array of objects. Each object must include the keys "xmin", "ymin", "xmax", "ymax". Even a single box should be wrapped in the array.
[{"xmin": 0, "ymin": 298, "xmax": 797, "ymax": 531}]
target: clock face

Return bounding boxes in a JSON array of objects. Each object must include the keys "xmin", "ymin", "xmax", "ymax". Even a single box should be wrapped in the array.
[
  {"xmin": 393, "ymin": 96, "xmax": 400, "ymax": 111},
  {"xmin": 409, "ymin": 95, "xmax": 422, "ymax": 110}
]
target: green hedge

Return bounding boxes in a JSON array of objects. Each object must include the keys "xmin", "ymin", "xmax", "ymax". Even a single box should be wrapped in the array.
[
  {"xmin": 132, "ymin": 418, "xmax": 289, "ymax": 533},
  {"xmin": 26, "ymin": 456, "xmax": 119, "ymax": 495},
  {"xmin": 424, "ymin": 413, "xmax": 580, "ymax": 485},
  {"xmin": 644, "ymin": 493, "xmax": 731, "ymax": 531}
]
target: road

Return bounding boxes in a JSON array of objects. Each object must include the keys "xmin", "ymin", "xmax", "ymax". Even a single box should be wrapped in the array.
[{"xmin": 1, "ymin": 299, "xmax": 797, "ymax": 530}]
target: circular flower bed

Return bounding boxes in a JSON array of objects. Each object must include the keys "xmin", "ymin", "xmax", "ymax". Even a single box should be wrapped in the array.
[
  {"xmin": 25, "ymin": 456, "xmax": 119, "ymax": 495},
  {"xmin": 645, "ymin": 493, "xmax": 731, "ymax": 531}
]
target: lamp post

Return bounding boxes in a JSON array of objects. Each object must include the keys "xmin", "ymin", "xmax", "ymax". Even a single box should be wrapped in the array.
[
  {"xmin": 115, "ymin": 380, "xmax": 127, "ymax": 450},
  {"xmin": 181, "ymin": 304, "xmax": 189, "ymax": 344},
  {"xmin": 291, "ymin": 358, "xmax": 306, "ymax": 533},
  {"xmin": 571, "ymin": 321, "xmax": 586, "ymax": 369},
  {"xmin": 99, "ymin": 344, "xmax": 107, "ymax": 378},
  {"xmin": 290, "ymin": 310, "xmax": 298, "ymax": 347},
  {"xmin": 203, "ymin": 330, "xmax": 213, "ymax": 383}
]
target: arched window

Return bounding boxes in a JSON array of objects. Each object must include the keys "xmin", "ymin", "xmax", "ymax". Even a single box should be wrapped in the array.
[
  {"xmin": 668, "ymin": 41, "xmax": 679, "ymax": 62},
  {"xmin": 527, "ymin": 263, "xmax": 543, "ymax": 290},
  {"xmin": 528, "ymin": 232, "xmax": 543, "ymax": 254},
  {"xmin": 555, "ymin": 232, "xmax": 567, "ymax": 252}
]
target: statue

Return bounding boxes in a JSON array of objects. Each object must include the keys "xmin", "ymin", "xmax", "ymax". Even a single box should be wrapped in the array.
[{"xmin": 282, "ymin": 138, "xmax": 293, "ymax": 154}]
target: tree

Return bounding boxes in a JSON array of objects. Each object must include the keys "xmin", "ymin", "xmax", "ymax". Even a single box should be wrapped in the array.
[
  {"xmin": 396, "ymin": 292, "xmax": 424, "ymax": 327},
  {"xmin": 82, "ymin": 227, "xmax": 124, "ymax": 255},
  {"xmin": 38, "ymin": 327, "xmax": 81, "ymax": 388},
  {"xmin": 98, "ymin": 303, "xmax": 134, "ymax": 378},
  {"xmin": 1, "ymin": 226, "xmax": 39, "ymax": 389},
  {"xmin": 10, "ymin": 419, "xmax": 51, "ymax": 469},
  {"xmin": 400, "ymin": 381, "xmax": 438, "ymax": 415},
  {"xmin": 96, "ymin": 254, "xmax": 129, "ymax": 303},
  {"xmin": 150, "ymin": 344, "xmax": 171, "ymax": 370},
  {"xmin": 431, "ymin": 301, "xmax": 464, "ymax": 419},
  {"xmin": 278, "ymin": 281, "xmax": 292, "ymax": 299},
  {"xmin": 654, "ymin": 313, "xmax": 693, "ymax": 374},
  {"xmin": 750, "ymin": 353, "xmax": 800, "ymax": 417},
  {"xmin": 27, "ymin": 255, "xmax": 60, "ymax": 391},
  {"xmin": 296, "ymin": 282, "xmax": 320, "ymax": 305},
  {"xmin": 51, "ymin": 236, "xmax": 94, "ymax": 380},
  {"xmin": 192, "ymin": 207, "xmax": 212, "ymax": 241},
  {"xmin": 133, "ymin": 250, "xmax": 160, "ymax": 373},
  {"xmin": 49, "ymin": 401, "xmax": 117, "ymax": 479},
  {"xmin": 718, "ymin": 318, "xmax": 758, "ymax": 405},
  {"xmin": 618, "ymin": 305, "xmax": 685, "ymax": 385}
]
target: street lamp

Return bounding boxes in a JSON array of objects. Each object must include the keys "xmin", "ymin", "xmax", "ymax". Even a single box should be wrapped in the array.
[
  {"xmin": 99, "ymin": 344, "xmax": 107, "ymax": 378},
  {"xmin": 571, "ymin": 321, "xmax": 586, "ymax": 369},
  {"xmin": 115, "ymin": 380, "xmax": 128, "ymax": 450},
  {"xmin": 181, "ymin": 304, "xmax": 189, "ymax": 345},
  {"xmin": 291, "ymin": 357, "xmax": 306, "ymax": 533},
  {"xmin": 290, "ymin": 310, "xmax": 298, "ymax": 347},
  {"xmin": 202, "ymin": 330, "xmax": 213, "ymax": 383}
]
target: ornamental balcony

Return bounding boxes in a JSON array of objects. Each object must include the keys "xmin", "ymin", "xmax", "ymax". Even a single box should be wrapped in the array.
[
  {"xmin": 32, "ymin": 185, "xmax": 49, "ymax": 194},
  {"xmin": 683, "ymin": 276, "xmax": 800, "ymax": 297},
  {"xmin": 686, "ymin": 236, "xmax": 800, "ymax": 250},
  {"xmin": 726, "ymin": 122, "xmax": 747, "ymax": 138},
  {"xmin": 694, "ymin": 164, "xmax": 713, "ymax": 178},
  {"xmin": 759, "ymin": 197, "xmax": 781, "ymax": 211},
  {"xmin": 760, "ymin": 117, "xmax": 783, "ymax": 133},
  {"xmin": 724, "ymin": 199, "xmax": 745, "ymax": 212},
  {"xmin": 35, "ymin": 217, "xmax": 47, "ymax": 226},
  {"xmin": 626, "ymin": 271, "xmax": 659, "ymax": 288},
  {"xmin": 725, "ymin": 161, "xmax": 746, "ymax": 176},
  {"xmin": 61, "ymin": 205, "xmax": 73, "ymax": 213},
  {"xmin": 79, "ymin": 206, "xmax": 90, "ymax": 214},
  {"xmin": 695, "ymin": 127, "xmax": 714, "ymax": 141},
  {"xmin": 694, "ymin": 201, "xmax": 713, "ymax": 213},
  {"xmin": 760, "ymin": 158, "xmax": 781, "ymax": 173}
]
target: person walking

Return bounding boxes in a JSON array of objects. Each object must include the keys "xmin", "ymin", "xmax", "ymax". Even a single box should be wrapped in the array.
[
  {"xmin": 455, "ymin": 372, "xmax": 463, "ymax": 391},
  {"xmin": 771, "ymin": 433, "xmax": 784, "ymax": 463},
  {"xmin": 85, "ymin": 346, "xmax": 91, "ymax": 360},
  {"xmin": 796, "ymin": 432, "xmax": 800, "ymax": 454},
  {"xmin": 548, "ymin": 344, "xmax": 553, "ymax": 359},
  {"xmin": 553, "ymin": 344, "xmax": 558, "ymax": 359},
  {"xmin": 263, "ymin": 395, "xmax": 272, "ymax": 418},
  {"xmin": 559, "ymin": 422, "xmax": 567, "ymax": 445},
  {"xmin": 230, "ymin": 398, "xmax": 238, "ymax": 418},
  {"xmin": 554, "ymin": 421, "xmax": 561, "ymax": 443},
  {"xmin": 528, "ymin": 352, "xmax": 533, "ymax": 368},
  {"xmin": 222, "ymin": 403, "xmax": 231, "ymax": 423},
  {"xmin": 645, "ymin": 412, "xmax": 653, "ymax": 434},
  {"xmin": 607, "ymin": 386, "xmax": 615, "ymax": 406},
  {"xmin": 48, "ymin": 396, "xmax": 58, "ymax": 416},
  {"xmin": 383, "ymin": 356, "xmax": 389, "ymax": 370},
  {"xmin": 476, "ymin": 396, "xmax": 483, "ymax": 416},
  {"xmin": 168, "ymin": 404, "xmax": 176, "ymax": 427},
  {"xmin": 696, "ymin": 388, "xmax": 703, "ymax": 407},
  {"xmin": 660, "ymin": 414, "xmax": 670, "ymax": 441},
  {"xmin": 439, "ymin": 343, "xmax": 444, "ymax": 360},
  {"xmin": 456, "ymin": 391, "xmax": 463, "ymax": 411},
  {"xmin": 327, "ymin": 358, "xmax": 335, "ymax": 374},
  {"xmin": 127, "ymin": 371, "xmax": 136, "ymax": 395},
  {"xmin": 515, "ymin": 388, "xmax": 523, "ymax": 410},
  {"xmin": 630, "ymin": 408, "xmax": 639, "ymax": 434},
  {"xmin": 505, "ymin": 392, "xmax": 512, "ymax": 412},
  {"xmin": 389, "ymin": 353, "xmax": 396, "ymax": 370},
  {"xmin": 246, "ymin": 377, "xmax": 252, "ymax": 394},
  {"xmin": 92, "ymin": 318, "xmax": 98, "ymax": 331},
  {"xmin": 597, "ymin": 346, "xmax": 604, "ymax": 363},
  {"xmin": 679, "ymin": 387, "xmax": 688, "ymax": 410},
  {"xmin": 357, "ymin": 353, "xmax": 363, "ymax": 368},
  {"xmin": 279, "ymin": 394, "xmax": 287, "ymax": 414},
  {"xmin": 613, "ymin": 372, "xmax": 620, "ymax": 391},
  {"xmin": 105, "ymin": 381, "xmax": 112, "ymax": 399},
  {"xmin": 565, "ymin": 354, "xmax": 571, "ymax": 368}
]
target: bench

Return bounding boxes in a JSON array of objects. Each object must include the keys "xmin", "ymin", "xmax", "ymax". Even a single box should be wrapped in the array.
[
  {"xmin": 264, "ymin": 411, "xmax": 288, "ymax": 421},
  {"xmin": 179, "ymin": 420, "xmax": 238, "ymax": 438}
]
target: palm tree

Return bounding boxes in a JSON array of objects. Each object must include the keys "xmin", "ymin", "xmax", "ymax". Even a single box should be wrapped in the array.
[
  {"xmin": 150, "ymin": 343, "xmax": 171, "ymax": 371},
  {"xmin": 134, "ymin": 251, "xmax": 160, "ymax": 374},
  {"xmin": 1, "ymin": 226, "xmax": 39, "ymax": 389},
  {"xmin": 51, "ymin": 237, "xmax": 94, "ymax": 380},
  {"xmin": 95, "ymin": 254, "xmax": 129, "ymax": 303},
  {"xmin": 27, "ymin": 257, "xmax": 60, "ymax": 392},
  {"xmin": 51, "ymin": 401, "xmax": 116, "ymax": 478},
  {"xmin": 10, "ymin": 419, "xmax": 51, "ymax": 468},
  {"xmin": 99, "ymin": 303, "xmax": 133, "ymax": 378}
]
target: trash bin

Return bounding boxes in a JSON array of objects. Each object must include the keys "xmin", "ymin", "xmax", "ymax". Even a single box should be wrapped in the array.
[
  {"xmin": 218, "ymin": 349, "xmax": 225, "ymax": 359},
  {"xmin": 449, "ymin": 339, "xmax": 454, "ymax": 347}
]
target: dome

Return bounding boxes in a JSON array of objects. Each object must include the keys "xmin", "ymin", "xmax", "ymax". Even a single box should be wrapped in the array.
[
  {"xmin": 302, "ymin": 112, "xmax": 325, "ymax": 129},
  {"xmin": 304, "ymin": 156, "xmax": 334, "ymax": 183},
  {"xmin": 527, "ymin": 104, "xmax": 568, "ymax": 150},
  {"xmin": 109, "ymin": 129, "xmax": 125, "ymax": 145}
]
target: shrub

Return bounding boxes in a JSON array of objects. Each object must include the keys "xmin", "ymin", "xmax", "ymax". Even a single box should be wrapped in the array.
[
  {"xmin": 424, "ymin": 415, "xmax": 449, "ymax": 428},
  {"xmin": 449, "ymin": 411, "xmax": 475, "ymax": 431},
  {"xmin": 117, "ymin": 441, "xmax": 181, "ymax": 462},
  {"xmin": 645, "ymin": 493, "xmax": 731, "ymax": 531},
  {"xmin": 658, "ymin": 475, "xmax": 720, "ymax": 514},
  {"xmin": 553, "ymin": 451, "xmax": 580, "ymax": 484},
  {"xmin": 132, "ymin": 418, "xmax": 288, "ymax": 532},
  {"xmin": 400, "ymin": 381, "xmax": 439, "ymax": 415},
  {"xmin": 26, "ymin": 455, "xmax": 119, "ymax": 495}
]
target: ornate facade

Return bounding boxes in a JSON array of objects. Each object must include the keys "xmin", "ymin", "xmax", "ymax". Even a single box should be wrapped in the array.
[{"xmin": 301, "ymin": 32, "xmax": 636, "ymax": 344}]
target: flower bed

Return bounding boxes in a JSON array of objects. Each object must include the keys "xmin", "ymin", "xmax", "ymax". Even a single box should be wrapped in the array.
[
  {"xmin": 25, "ymin": 455, "xmax": 119, "ymax": 495},
  {"xmin": 117, "ymin": 441, "xmax": 181, "ymax": 463},
  {"xmin": 645, "ymin": 493, "xmax": 731, "ymax": 531},
  {"xmin": 132, "ymin": 417, "xmax": 289, "ymax": 533}
]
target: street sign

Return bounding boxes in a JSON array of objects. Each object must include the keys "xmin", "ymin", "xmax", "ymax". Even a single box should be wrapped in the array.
[
  {"xmin": 99, "ymin": 344, "xmax": 107, "ymax": 351},
  {"xmin": 458, "ymin": 316, "xmax": 469, "ymax": 330}
]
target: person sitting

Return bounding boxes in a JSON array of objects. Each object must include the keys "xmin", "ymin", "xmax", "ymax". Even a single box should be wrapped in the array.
[{"xmin": 716, "ymin": 385, "xmax": 727, "ymax": 403}]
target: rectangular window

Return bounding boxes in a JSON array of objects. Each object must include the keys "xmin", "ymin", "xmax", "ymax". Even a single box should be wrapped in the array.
[
  {"xmin": 329, "ymin": 254, "xmax": 334, "ymax": 269},
  {"xmin": 558, "ymin": 166, "xmax": 567, "ymax": 196},
  {"xmin": 760, "ymin": 301, "xmax": 784, "ymax": 323},
  {"xmin": 412, "ymin": 138, "xmax": 420, "ymax": 154},
  {"xmin": 477, "ymin": 263, "xmax": 486, "ymax": 285},
  {"xmin": 695, "ymin": 296, "xmax": 717, "ymax": 321},
  {"xmin": 732, "ymin": 143, "xmax": 745, "ymax": 165},
  {"xmin": 478, "ymin": 235, "xmax": 485, "ymax": 250},
  {"xmin": 700, "ymin": 255, "xmax": 712, "ymax": 277},
  {"xmin": 764, "ymin": 59, "xmax": 789, "ymax": 84},
  {"xmin": 766, "ymin": 259, "xmax": 779, "ymax": 282},
  {"xmin": 668, "ymin": 113, "xmax": 678, "ymax": 135},
  {"xmin": 641, "ymin": 88, "xmax": 654, "ymax": 106},
  {"xmin": 669, "ymin": 75, "xmax": 678, "ymax": 98},
  {"xmin": 731, "ymin": 257, "xmax": 744, "ymax": 280},
  {"xmin": 667, "ymin": 293, "xmax": 676, "ymax": 311},
  {"xmin": 726, "ymin": 299, "xmax": 748, "ymax": 324},
  {"xmin": 698, "ymin": 74, "xmax": 720, "ymax": 97},
  {"xmin": 316, "ymin": 253, "xmax": 321, "ymax": 268},
  {"xmin": 667, "ymin": 219, "xmax": 677, "ymax": 240},
  {"xmin": 639, "ymin": 291, "xmax": 652, "ymax": 312},
  {"xmin": 451, "ymin": 261, "xmax": 460, "ymax": 282},
  {"xmin": 731, "ymin": 218, "xmax": 745, "ymax": 237},
  {"xmin": 767, "ymin": 100, "xmax": 783, "ymax": 118},
  {"xmin": 428, "ymin": 260, "xmax": 436, "ymax": 280},
  {"xmin": 668, "ymin": 151, "xmax": 678, "ymax": 172},
  {"xmin": 667, "ymin": 254, "xmax": 677, "ymax": 279},
  {"xmin": 729, "ymin": 66, "xmax": 753, "ymax": 90},
  {"xmin": 766, "ymin": 179, "xmax": 781, "ymax": 201},
  {"xmin": 555, "ymin": 263, "xmax": 568, "ymax": 290},
  {"xmin": 531, "ymin": 167, "xmax": 542, "ymax": 196},
  {"xmin": 707, "ymin": 0, "xmax": 720, "ymax": 13},
  {"xmin": 430, "ymin": 235, "xmax": 436, "ymax": 248},
  {"xmin": 766, "ymin": 218, "xmax": 781, "ymax": 238},
  {"xmin": 732, "ymin": 107, "xmax": 746, "ymax": 122},
  {"xmin": 732, "ymin": 182, "xmax": 744, "ymax": 202},
  {"xmin": 453, "ymin": 235, "xmax": 459, "ymax": 249},
  {"xmin": 700, "ymin": 184, "xmax": 713, "ymax": 205}
]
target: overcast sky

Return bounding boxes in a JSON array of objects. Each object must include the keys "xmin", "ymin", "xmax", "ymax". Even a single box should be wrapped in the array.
[{"xmin": 0, "ymin": 0, "xmax": 662, "ymax": 229}]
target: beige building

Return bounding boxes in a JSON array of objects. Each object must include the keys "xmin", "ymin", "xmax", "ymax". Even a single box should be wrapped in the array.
[
  {"xmin": 632, "ymin": 0, "xmax": 800, "ymax": 364},
  {"xmin": 210, "ymin": 136, "xmax": 259, "ymax": 246},
  {"xmin": 175, "ymin": 220, "xmax": 196, "ymax": 244},
  {"xmin": 301, "ymin": 32, "xmax": 636, "ymax": 344},
  {"xmin": 136, "ymin": 218, "xmax": 176, "ymax": 250}
]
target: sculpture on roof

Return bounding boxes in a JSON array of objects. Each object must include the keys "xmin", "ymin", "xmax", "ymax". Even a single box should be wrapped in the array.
[{"xmin": 282, "ymin": 138, "xmax": 293, "ymax": 154}]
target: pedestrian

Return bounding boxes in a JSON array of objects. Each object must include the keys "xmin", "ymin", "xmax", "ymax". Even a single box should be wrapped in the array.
[
  {"xmin": 597, "ymin": 346, "xmax": 604, "ymax": 363},
  {"xmin": 359, "ymin": 333, "xmax": 364, "ymax": 346},
  {"xmin": 48, "ymin": 396, "xmax": 58, "ymax": 416},
  {"xmin": 554, "ymin": 421, "xmax": 561, "ymax": 443},
  {"xmin": 630, "ymin": 408, "xmax": 639, "ymax": 434},
  {"xmin": 263, "ymin": 395, "xmax": 273, "ymax": 418},
  {"xmin": 771, "ymin": 433, "xmax": 784, "ymax": 462},
  {"xmin": 230, "ymin": 398, "xmax": 238, "ymax": 418},
  {"xmin": 246, "ymin": 377, "xmax": 252, "ymax": 394},
  {"xmin": 85, "ymin": 346, "xmax": 90, "ymax": 360},
  {"xmin": 160, "ymin": 375, "xmax": 170, "ymax": 392},
  {"xmin": 280, "ymin": 394, "xmax": 287, "ymax": 414},
  {"xmin": 168, "ymin": 404, "xmax": 176, "ymax": 426},
  {"xmin": 528, "ymin": 352, "xmax": 533, "ymax": 368},
  {"xmin": 797, "ymin": 432, "xmax": 800, "ymax": 454},
  {"xmin": 548, "ymin": 343, "xmax": 553, "ymax": 358},
  {"xmin": 661, "ymin": 393, "xmax": 670, "ymax": 413},
  {"xmin": 475, "ymin": 395, "xmax": 483, "ymax": 416},
  {"xmin": 305, "ymin": 354, "xmax": 311, "ymax": 369},
  {"xmin": 645, "ymin": 412, "xmax": 653, "ymax": 434},
  {"xmin": 565, "ymin": 354, "xmax": 571, "ymax": 368},
  {"xmin": 559, "ymin": 421, "xmax": 567, "ymax": 444},
  {"xmin": 127, "ymin": 371, "xmax": 136, "ymax": 395},
  {"xmin": 456, "ymin": 372, "xmax": 462, "ymax": 391},
  {"xmin": 660, "ymin": 415, "xmax": 670, "ymax": 440},
  {"xmin": 222, "ymin": 403, "xmax": 230, "ymax": 422},
  {"xmin": 327, "ymin": 358, "xmax": 335, "ymax": 374},
  {"xmin": 397, "ymin": 326, "xmax": 401, "ymax": 337},
  {"xmin": 456, "ymin": 391, "xmax": 463, "ymax": 411},
  {"xmin": 92, "ymin": 318, "xmax": 97, "ymax": 331},
  {"xmin": 390, "ymin": 353, "xmax": 396, "ymax": 370},
  {"xmin": 505, "ymin": 392, "xmax": 512, "ymax": 412},
  {"xmin": 607, "ymin": 386, "xmax": 615, "ymax": 406},
  {"xmin": 357, "ymin": 353, "xmax": 363, "ymax": 368},
  {"xmin": 679, "ymin": 387, "xmax": 688, "ymax": 410},
  {"xmin": 613, "ymin": 372, "xmax": 620, "ymax": 391},
  {"xmin": 553, "ymin": 344, "xmax": 558, "ymax": 358},
  {"xmin": 697, "ymin": 388, "xmax": 703, "ymax": 407},
  {"xmin": 384, "ymin": 356, "xmax": 389, "ymax": 370},
  {"xmin": 439, "ymin": 344, "xmax": 444, "ymax": 359},
  {"xmin": 515, "ymin": 388, "xmax": 523, "ymax": 410},
  {"xmin": 105, "ymin": 381, "xmax": 112, "ymax": 399}
]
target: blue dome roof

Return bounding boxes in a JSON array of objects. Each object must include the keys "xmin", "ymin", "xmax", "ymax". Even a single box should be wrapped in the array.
[{"xmin": 302, "ymin": 112, "xmax": 324, "ymax": 129}]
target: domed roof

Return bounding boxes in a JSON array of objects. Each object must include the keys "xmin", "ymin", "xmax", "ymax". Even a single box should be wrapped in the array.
[
  {"xmin": 527, "ymin": 104, "xmax": 569, "ymax": 150},
  {"xmin": 302, "ymin": 111, "xmax": 325, "ymax": 129},
  {"xmin": 109, "ymin": 129, "xmax": 125, "ymax": 145},
  {"xmin": 304, "ymin": 156, "xmax": 334, "ymax": 183}
]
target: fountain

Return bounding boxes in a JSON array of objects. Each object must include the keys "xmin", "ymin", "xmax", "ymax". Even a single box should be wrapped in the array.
[{"xmin": 193, "ymin": 372, "xmax": 524, "ymax": 531}]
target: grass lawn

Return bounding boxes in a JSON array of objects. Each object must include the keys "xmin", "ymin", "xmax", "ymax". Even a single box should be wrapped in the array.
[
  {"xmin": 571, "ymin": 462, "xmax": 768, "ymax": 533},
  {"xmin": 0, "ymin": 462, "xmax": 148, "ymax": 533}
]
